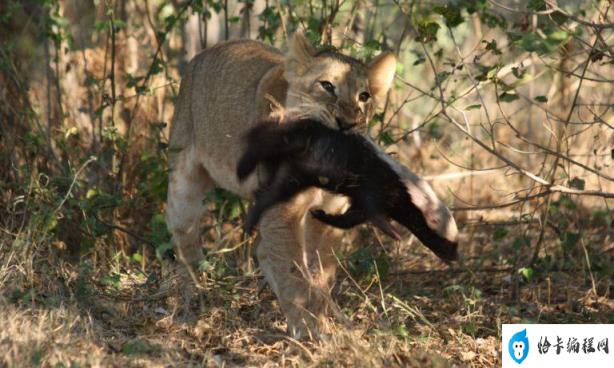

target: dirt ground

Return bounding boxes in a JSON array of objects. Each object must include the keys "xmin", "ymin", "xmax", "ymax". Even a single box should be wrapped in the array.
[{"xmin": 1, "ymin": 213, "xmax": 612, "ymax": 367}]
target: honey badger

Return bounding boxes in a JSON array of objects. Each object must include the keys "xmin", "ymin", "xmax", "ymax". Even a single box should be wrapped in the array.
[{"xmin": 237, "ymin": 117, "xmax": 459, "ymax": 263}]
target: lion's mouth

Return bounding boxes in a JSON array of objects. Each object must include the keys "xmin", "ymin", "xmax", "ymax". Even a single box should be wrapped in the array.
[{"xmin": 335, "ymin": 117, "xmax": 358, "ymax": 132}]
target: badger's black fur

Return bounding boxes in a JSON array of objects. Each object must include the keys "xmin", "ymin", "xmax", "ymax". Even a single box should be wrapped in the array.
[{"xmin": 237, "ymin": 118, "xmax": 458, "ymax": 262}]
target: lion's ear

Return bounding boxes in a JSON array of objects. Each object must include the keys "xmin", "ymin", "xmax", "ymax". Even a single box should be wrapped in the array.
[
  {"xmin": 368, "ymin": 52, "xmax": 396, "ymax": 99},
  {"xmin": 284, "ymin": 32, "xmax": 317, "ymax": 79}
]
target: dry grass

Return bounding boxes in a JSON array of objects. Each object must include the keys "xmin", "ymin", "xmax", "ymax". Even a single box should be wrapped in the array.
[{"xmin": 1, "ymin": 191, "xmax": 612, "ymax": 367}]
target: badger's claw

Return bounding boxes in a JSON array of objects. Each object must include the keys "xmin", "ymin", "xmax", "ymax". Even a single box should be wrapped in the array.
[{"xmin": 371, "ymin": 215, "xmax": 401, "ymax": 240}]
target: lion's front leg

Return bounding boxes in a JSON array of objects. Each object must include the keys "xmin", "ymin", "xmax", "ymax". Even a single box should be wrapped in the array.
[
  {"xmin": 302, "ymin": 191, "xmax": 350, "ymax": 296},
  {"xmin": 256, "ymin": 189, "xmax": 348, "ymax": 339}
]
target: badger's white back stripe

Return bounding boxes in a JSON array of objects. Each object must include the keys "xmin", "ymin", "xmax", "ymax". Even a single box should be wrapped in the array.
[{"xmin": 363, "ymin": 136, "xmax": 458, "ymax": 243}]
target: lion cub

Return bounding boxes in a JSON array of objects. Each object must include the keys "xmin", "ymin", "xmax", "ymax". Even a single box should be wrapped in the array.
[
  {"xmin": 237, "ymin": 117, "xmax": 459, "ymax": 262},
  {"xmin": 167, "ymin": 32, "xmax": 401, "ymax": 337}
]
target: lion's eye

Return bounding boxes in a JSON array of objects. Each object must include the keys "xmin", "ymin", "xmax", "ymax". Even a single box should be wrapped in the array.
[
  {"xmin": 359, "ymin": 91, "xmax": 371, "ymax": 102},
  {"xmin": 319, "ymin": 81, "xmax": 336, "ymax": 95}
]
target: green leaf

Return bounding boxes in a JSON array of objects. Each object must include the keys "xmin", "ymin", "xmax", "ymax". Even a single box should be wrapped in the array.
[
  {"xmin": 149, "ymin": 59, "xmax": 165, "ymax": 75},
  {"xmin": 433, "ymin": 4, "xmax": 464, "ymax": 27},
  {"xmin": 416, "ymin": 21, "xmax": 440, "ymax": 43},
  {"xmin": 155, "ymin": 242, "xmax": 173, "ymax": 259},
  {"xmin": 198, "ymin": 258, "xmax": 215, "ymax": 273},
  {"xmin": 443, "ymin": 284, "xmax": 464, "ymax": 296},
  {"xmin": 413, "ymin": 54, "xmax": 426, "ymax": 66},
  {"xmin": 528, "ymin": 0, "xmax": 546, "ymax": 11},
  {"xmin": 499, "ymin": 92, "xmax": 519, "ymax": 103},
  {"xmin": 483, "ymin": 39, "xmax": 502, "ymax": 55},
  {"xmin": 518, "ymin": 267, "xmax": 534, "ymax": 281},
  {"xmin": 369, "ymin": 112, "xmax": 384, "ymax": 128},
  {"xmin": 86, "ymin": 188, "xmax": 98, "ymax": 199},
  {"xmin": 227, "ymin": 200, "xmax": 243, "ymax": 220},
  {"xmin": 31, "ymin": 349, "xmax": 43, "ymax": 366},
  {"xmin": 427, "ymin": 121, "xmax": 443, "ymax": 139},
  {"xmin": 135, "ymin": 85, "xmax": 148, "ymax": 95},
  {"xmin": 395, "ymin": 324, "xmax": 410, "ymax": 339},
  {"xmin": 122, "ymin": 339, "xmax": 156, "ymax": 355},
  {"xmin": 493, "ymin": 226, "xmax": 508, "ymax": 241},
  {"xmin": 46, "ymin": 215, "xmax": 58, "ymax": 232},
  {"xmin": 113, "ymin": 19, "xmax": 127, "ymax": 30},
  {"xmin": 480, "ymin": 11, "xmax": 506, "ymax": 28},
  {"xmin": 569, "ymin": 177, "xmax": 585, "ymax": 190},
  {"xmin": 548, "ymin": 29, "xmax": 569, "ymax": 42},
  {"xmin": 517, "ymin": 28, "xmax": 570, "ymax": 55},
  {"xmin": 535, "ymin": 95, "xmax": 548, "ymax": 103},
  {"xmin": 378, "ymin": 131, "xmax": 394, "ymax": 146},
  {"xmin": 590, "ymin": 210, "xmax": 610, "ymax": 227},
  {"xmin": 558, "ymin": 196, "xmax": 577, "ymax": 210},
  {"xmin": 512, "ymin": 236, "xmax": 531, "ymax": 251},
  {"xmin": 95, "ymin": 20, "xmax": 110, "ymax": 32},
  {"xmin": 465, "ymin": 0, "xmax": 488, "ymax": 14},
  {"xmin": 511, "ymin": 66, "xmax": 525, "ymax": 79},
  {"xmin": 126, "ymin": 73, "xmax": 144, "ymax": 88},
  {"xmin": 550, "ymin": 11, "xmax": 569, "ymax": 25},
  {"xmin": 346, "ymin": 248, "xmax": 389, "ymax": 281},
  {"xmin": 100, "ymin": 273, "xmax": 121, "ymax": 289},
  {"xmin": 131, "ymin": 253, "xmax": 143, "ymax": 264},
  {"xmin": 475, "ymin": 64, "xmax": 499, "ymax": 81},
  {"xmin": 562, "ymin": 231, "xmax": 580, "ymax": 250},
  {"xmin": 517, "ymin": 33, "xmax": 544, "ymax": 53},
  {"xmin": 465, "ymin": 104, "xmax": 481, "ymax": 111},
  {"xmin": 435, "ymin": 71, "xmax": 450, "ymax": 84},
  {"xmin": 163, "ymin": 14, "xmax": 177, "ymax": 29},
  {"xmin": 364, "ymin": 39, "xmax": 382, "ymax": 51}
]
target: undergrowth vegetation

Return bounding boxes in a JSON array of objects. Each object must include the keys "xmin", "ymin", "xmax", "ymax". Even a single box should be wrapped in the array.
[{"xmin": 1, "ymin": 0, "xmax": 613, "ymax": 366}]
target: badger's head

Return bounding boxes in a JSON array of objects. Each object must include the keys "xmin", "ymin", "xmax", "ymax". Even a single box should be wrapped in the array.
[
  {"xmin": 366, "ymin": 138, "xmax": 459, "ymax": 262},
  {"xmin": 397, "ymin": 166, "xmax": 459, "ymax": 262}
]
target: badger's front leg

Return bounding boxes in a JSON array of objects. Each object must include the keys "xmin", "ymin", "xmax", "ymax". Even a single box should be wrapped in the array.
[
  {"xmin": 311, "ymin": 202, "xmax": 401, "ymax": 240},
  {"xmin": 244, "ymin": 166, "xmax": 307, "ymax": 234},
  {"xmin": 310, "ymin": 206, "xmax": 367, "ymax": 228}
]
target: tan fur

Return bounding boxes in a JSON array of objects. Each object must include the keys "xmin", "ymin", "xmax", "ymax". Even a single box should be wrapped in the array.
[{"xmin": 166, "ymin": 34, "xmax": 396, "ymax": 338}]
